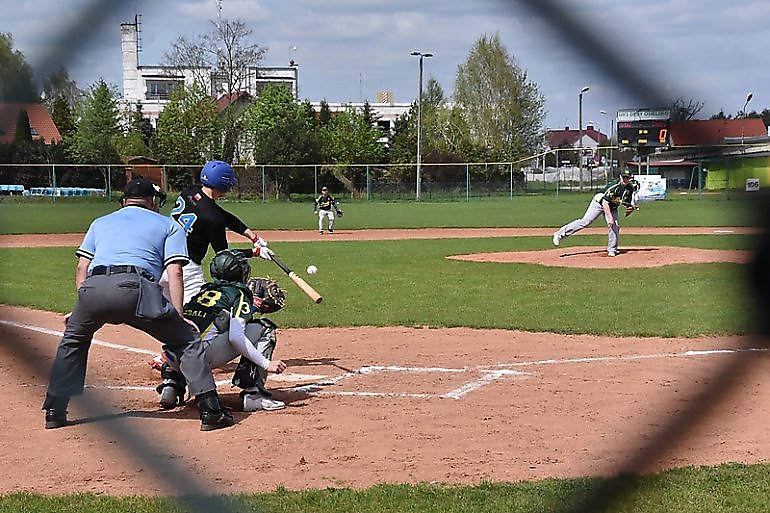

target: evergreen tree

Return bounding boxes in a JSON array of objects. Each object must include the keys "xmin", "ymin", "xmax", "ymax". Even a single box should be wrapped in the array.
[
  {"xmin": 13, "ymin": 109, "xmax": 32, "ymax": 145},
  {"xmin": 66, "ymin": 79, "xmax": 121, "ymax": 164}
]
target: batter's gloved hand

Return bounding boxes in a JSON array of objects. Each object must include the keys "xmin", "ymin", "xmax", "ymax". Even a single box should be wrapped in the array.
[
  {"xmin": 252, "ymin": 237, "xmax": 273, "ymax": 260},
  {"xmin": 625, "ymin": 206, "xmax": 636, "ymax": 217},
  {"xmin": 254, "ymin": 245, "xmax": 274, "ymax": 260}
]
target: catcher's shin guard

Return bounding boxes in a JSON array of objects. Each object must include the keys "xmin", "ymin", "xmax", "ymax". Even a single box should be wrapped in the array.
[{"xmin": 234, "ymin": 319, "xmax": 278, "ymax": 392}]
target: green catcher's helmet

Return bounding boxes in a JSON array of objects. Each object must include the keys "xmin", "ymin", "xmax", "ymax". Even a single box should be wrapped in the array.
[{"xmin": 210, "ymin": 249, "xmax": 251, "ymax": 284}]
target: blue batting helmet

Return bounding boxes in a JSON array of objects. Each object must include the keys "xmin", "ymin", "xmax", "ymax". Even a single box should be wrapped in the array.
[{"xmin": 200, "ymin": 160, "xmax": 238, "ymax": 192}]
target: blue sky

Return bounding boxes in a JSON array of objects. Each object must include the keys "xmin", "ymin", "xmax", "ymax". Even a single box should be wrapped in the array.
[{"xmin": 6, "ymin": 0, "xmax": 769, "ymax": 132}]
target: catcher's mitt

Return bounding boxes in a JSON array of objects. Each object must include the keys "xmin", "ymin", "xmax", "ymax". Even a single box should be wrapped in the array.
[{"xmin": 246, "ymin": 277, "xmax": 286, "ymax": 313}]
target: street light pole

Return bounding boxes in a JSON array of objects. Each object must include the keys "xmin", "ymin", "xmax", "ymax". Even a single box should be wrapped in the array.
[
  {"xmin": 741, "ymin": 91, "xmax": 753, "ymax": 145},
  {"xmin": 578, "ymin": 86, "xmax": 589, "ymax": 191},
  {"xmin": 411, "ymin": 51, "xmax": 433, "ymax": 201}
]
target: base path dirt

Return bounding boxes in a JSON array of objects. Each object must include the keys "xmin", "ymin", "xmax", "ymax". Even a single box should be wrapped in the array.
[{"xmin": 0, "ymin": 227, "xmax": 766, "ymax": 497}]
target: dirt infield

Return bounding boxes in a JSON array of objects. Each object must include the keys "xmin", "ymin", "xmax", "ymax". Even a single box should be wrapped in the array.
[{"xmin": 1, "ymin": 228, "xmax": 767, "ymax": 497}]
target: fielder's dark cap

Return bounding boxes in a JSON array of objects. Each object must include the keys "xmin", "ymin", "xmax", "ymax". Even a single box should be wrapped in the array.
[
  {"xmin": 124, "ymin": 176, "xmax": 161, "ymax": 198},
  {"xmin": 620, "ymin": 168, "xmax": 634, "ymax": 178},
  {"xmin": 321, "ymin": 186, "xmax": 328, "ymax": 192}
]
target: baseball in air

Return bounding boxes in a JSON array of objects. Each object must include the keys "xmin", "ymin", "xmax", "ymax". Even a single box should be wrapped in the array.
[{"xmin": 306, "ymin": 265, "xmax": 318, "ymax": 275}]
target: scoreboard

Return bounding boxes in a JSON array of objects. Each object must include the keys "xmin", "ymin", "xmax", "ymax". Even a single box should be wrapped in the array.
[{"xmin": 616, "ymin": 109, "xmax": 671, "ymax": 149}]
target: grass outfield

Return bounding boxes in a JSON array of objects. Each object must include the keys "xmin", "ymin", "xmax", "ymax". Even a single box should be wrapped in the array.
[
  {"xmin": 0, "ymin": 235, "xmax": 755, "ymax": 337},
  {"xmin": 0, "ymin": 198, "xmax": 765, "ymax": 512},
  {"xmin": 0, "ymin": 193, "xmax": 758, "ymax": 234}
]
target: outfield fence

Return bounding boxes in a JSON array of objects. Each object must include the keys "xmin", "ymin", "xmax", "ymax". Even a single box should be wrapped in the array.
[{"xmin": 0, "ymin": 153, "xmax": 706, "ymax": 203}]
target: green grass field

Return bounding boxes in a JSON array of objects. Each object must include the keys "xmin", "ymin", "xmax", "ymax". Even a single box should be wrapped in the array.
[
  {"xmin": 0, "ymin": 196, "xmax": 766, "ymax": 512},
  {"xmin": 0, "ymin": 193, "xmax": 757, "ymax": 234}
]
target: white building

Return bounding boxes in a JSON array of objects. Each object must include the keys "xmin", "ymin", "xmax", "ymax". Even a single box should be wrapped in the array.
[{"xmin": 120, "ymin": 18, "xmax": 298, "ymax": 124}]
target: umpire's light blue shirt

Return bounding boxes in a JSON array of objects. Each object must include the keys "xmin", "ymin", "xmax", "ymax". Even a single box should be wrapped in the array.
[{"xmin": 76, "ymin": 205, "xmax": 189, "ymax": 280}]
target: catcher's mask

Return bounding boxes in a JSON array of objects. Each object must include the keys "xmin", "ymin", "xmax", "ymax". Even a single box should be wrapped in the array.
[{"xmin": 210, "ymin": 249, "xmax": 251, "ymax": 284}]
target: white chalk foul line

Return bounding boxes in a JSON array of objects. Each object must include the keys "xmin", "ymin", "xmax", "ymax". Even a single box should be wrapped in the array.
[
  {"xmin": 9, "ymin": 318, "xmax": 767, "ymax": 400},
  {"xmin": 287, "ymin": 365, "xmax": 530, "ymax": 400},
  {"xmin": 0, "ymin": 319, "xmax": 156, "ymax": 355},
  {"xmin": 489, "ymin": 347, "xmax": 770, "ymax": 369}
]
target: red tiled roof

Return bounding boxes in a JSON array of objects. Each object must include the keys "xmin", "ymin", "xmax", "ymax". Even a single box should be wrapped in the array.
[
  {"xmin": 0, "ymin": 102, "xmax": 62, "ymax": 144},
  {"xmin": 547, "ymin": 126, "xmax": 609, "ymax": 148},
  {"xmin": 670, "ymin": 118, "xmax": 766, "ymax": 146},
  {"xmin": 214, "ymin": 91, "xmax": 251, "ymax": 112}
]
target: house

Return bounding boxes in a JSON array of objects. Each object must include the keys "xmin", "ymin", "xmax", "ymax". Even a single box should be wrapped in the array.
[
  {"xmin": 547, "ymin": 125, "xmax": 610, "ymax": 150},
  {"xmin": 546, "ymin": 125, "xmax": 610, "ymax": 167},
  {"xmin": 0, "ymin": 102, "xmax": 62, "ymax": 144}
]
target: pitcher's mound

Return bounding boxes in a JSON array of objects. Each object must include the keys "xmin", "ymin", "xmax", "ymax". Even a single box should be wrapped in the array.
[{"xmin": 448, "ymin": 246, "xmax": 751, "ymax": 269}]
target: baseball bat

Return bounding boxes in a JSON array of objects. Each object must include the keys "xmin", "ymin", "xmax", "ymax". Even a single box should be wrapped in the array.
[{"xmin": 270, "ymin": 254, "xmax": 323, "ymax": 303}]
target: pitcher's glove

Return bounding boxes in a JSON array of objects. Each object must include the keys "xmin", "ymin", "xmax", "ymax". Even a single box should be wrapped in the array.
[
  {"xmin": 246, "ymin": 277, "xmax": 286, "ymax": 313},
  {"xmin": 625, "ymin": 206, "xmax": 637, "ymax": 217},
  {"xmin": 336, "ymin": 209, "xmax": 344, "ymax": 217}
]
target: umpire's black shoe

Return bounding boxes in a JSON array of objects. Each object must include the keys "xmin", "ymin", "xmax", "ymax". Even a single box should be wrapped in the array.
[
  {"xmin": 196, "ymin": 391, "xmax": 234, "ymax": 431},
  {"xmin": 199, "ymin": 408, "xmax": 234, "ymax": 431},
  {"xmin": 44, "ymin": 409, "xmax": 67, "ymax": 429}
]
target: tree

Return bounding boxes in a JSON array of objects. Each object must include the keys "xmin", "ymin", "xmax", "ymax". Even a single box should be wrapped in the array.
[
  {"xmin": 153, "ymin": 82, "xmax": 222, "ymax": 172},
  {"xmin": 241, "ymin": 85, "xmax": 321, "ymax": 197},
  {"xmin": 388, "ymin": 78, "xmax": 449, "ymax": 165},
  {"xmin": 0, "ymin": 33, "xmax": 38, "ymax": 101},
  {"xmin": 164, "ymin": 18, "xmax": 267, "ymax": 162},
  {"xmin": 41, "ymin": 65, "xmax": 81, "ymax": 111},
  {"xmin": 668, "ymin": 97, "xmax": 704, "ymax": 121},
  {"xmin": 453, "ymin": 32, "xmax": 545, "ymax": 162},
  {"xmin": 50, "ymin": 95, "xmax": 76, "ymax": 137},
  {"xmin": 318, "ymin": 100, "xmax": 332, "ymax": 125},
  {"xmin": 115, "ymin": 103, "xmax": 155, "ymax": 158},
  {"xmin": 66, "ymin": 79, "xmax": 121, "ymax": 164},
  {"xmin": 760, "ymin": 108, "xmax": 770, "ymax": 129},
  {"xmin": 13, "ymin": 109, "xmax": 32, "ymax": 145},
  {"xmin": 320, "ymin": 106, "xmax": 386, "ymax": 195}
]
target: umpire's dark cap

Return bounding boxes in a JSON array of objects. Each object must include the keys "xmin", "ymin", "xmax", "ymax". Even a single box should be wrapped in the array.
[{"xmin": 124, "ymin": 176, "xmax": 162, "ymax": 198}]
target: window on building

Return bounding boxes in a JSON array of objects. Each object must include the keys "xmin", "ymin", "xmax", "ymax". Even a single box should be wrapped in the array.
[{"xmin": 145, "ymin": 80, "xmax": 182, "ymax": 100}]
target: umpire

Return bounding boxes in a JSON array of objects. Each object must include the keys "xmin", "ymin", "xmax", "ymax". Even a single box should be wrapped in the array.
[{"xmin": 42, "ymin": 177, "xmax": 234, "ymax": 432}]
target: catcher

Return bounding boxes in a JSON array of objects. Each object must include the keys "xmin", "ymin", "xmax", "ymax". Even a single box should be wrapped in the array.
[
  {"xmin": 552, "ymin": 168, "xmax": 639, "ymax": 257},
  {"xmin": 313, "ymin": 186, "xmax": 343, "ymax": 235},
  {"xmin": 154, "ymin": 249, "xmax": 289, "ymax": 412}
]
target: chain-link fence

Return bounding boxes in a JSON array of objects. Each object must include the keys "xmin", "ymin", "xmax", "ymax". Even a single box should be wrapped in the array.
[{"xmin": 0, "ymin": 157, "xmax": 625, "ymax": 203}]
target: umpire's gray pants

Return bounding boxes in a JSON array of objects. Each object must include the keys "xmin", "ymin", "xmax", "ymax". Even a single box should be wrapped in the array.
[
  {"xmin": 554, "ymin": 195, "xmax": 620, "ymax": 253},
  {"xmin": 46, "ymin": 273, "xmax": 216, "ymax": 398}
]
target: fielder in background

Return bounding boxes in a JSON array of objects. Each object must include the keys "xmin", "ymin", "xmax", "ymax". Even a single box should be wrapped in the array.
[
  {"xmin": 552, "ymin": 168, "xmax": 640, "ymax": 257},
  {"xmin": 43, "ymin": 177, "xmax": 233, "ymax": 432},
  {"xmin": 161, "ymin": 160, "xmax": 273, "ymax": 305},
  {"xmin": 155, "ymin": 250, "xmax": 289, "ymax": 412},
  {"xmin": 313, "ymin": 186, "xmax": 343, "ymax": 235}
]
